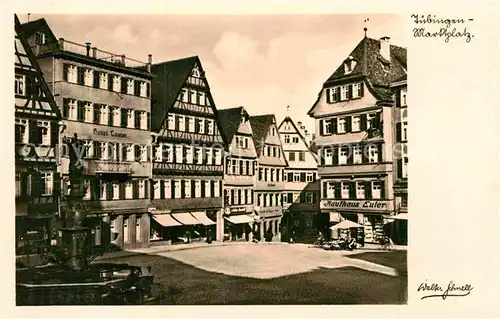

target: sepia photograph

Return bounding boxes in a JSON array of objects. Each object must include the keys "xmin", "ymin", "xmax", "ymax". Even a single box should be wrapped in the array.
[{"xmin": 14, "ymin": 12, "xmax": 409, "ymax": 306}]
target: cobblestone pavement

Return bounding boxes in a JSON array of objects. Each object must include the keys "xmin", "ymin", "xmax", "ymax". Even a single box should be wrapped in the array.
[{"xmin": 154, "ymin": 243, "xmax": 398, "ymax": 279}]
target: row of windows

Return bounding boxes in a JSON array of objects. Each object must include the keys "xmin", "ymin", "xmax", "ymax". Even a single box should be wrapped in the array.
[
  {"xmin": 284, "ymin": 171, "xmax": 317, "ymax": 183},
  {"xmin": 258, "ymin": 167, "xmax": 285, "ymax": 182},
  {"xmin": 320, "ymin": 112, "xmax": 381, "ymax": 136},
  {"xmin": 326, "ymin": 82, "xmax": 364, "ymax": 103},
  {"xmin": 76, "ymin": 179, "xmax": 148, "ymax": 200},
  {"xmin": 15, "ymin": 171, "xmax": 53, "ymax": 197},
  {"xmin": 224, "ymin": 188, "xmax": 254, "ymax": 206},
  {"xmin": 320, "ymin": 144, "xmax": 383, "ymax": 166},
  {"xmin": 79, "ymin": 141, "xmax": 149, "ymax": 162},
  {"xmin": 63, "ymin": 64, "xmax": 150, "ymax": 98},
  {"xmin": 263, "ymin": 145, "xmax": 281, "ymax": 158},
  {"xmin": 322, "ymin": 181, "xmax": 385, "ymax": 200},
  {"xmin": 226, "ymin": 158, "xmax": 256, "ymax": 176},
  {"xmin": 283, "ymin": 135, "xmax": 299, "ymax": 144},
  {"xmin": 283, "ymin": 192, "xmax": 317, "ymax": 204},
  {"xmin": 63, "ymin": 98, "xmax": 149, "ymax": 130},
  {"xmin": 179, "ymin": 88, "xmax": 211, "ymax": 106},
  {"xmin": 167, "ymin": 113, "xmax": 216, "ymax": 135},
  {"xmin": 15, "ymin": 118, "xmax": 54, "ymax": 145},
  {"xmin": 153, "ymin": 144, "xmax": 223, "ymax": 166},
  {"xmin": 152, "ymin": 179, "xmax": 221, "ymax": 199},
  {"xmin": 234, "ymin": 136, "xmax": 250, "ymax": 149},
  {"xmin": 256, "ymin": 192, "xmax": 283, "ymax": 207},
  {"xmin": 288, "ymin": 151, "xmax": 306, "ymax": 162}
]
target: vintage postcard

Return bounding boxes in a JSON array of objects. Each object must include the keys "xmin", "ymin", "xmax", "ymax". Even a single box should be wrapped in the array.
[{"xmin": 2, "ymin": 0, "xmax": 499, "ymax": 318}]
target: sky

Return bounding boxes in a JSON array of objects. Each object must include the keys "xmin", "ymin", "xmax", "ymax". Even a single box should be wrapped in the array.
[{"xmin": 20, "ymin": 14, "xmax": 406, "ymax": 133}]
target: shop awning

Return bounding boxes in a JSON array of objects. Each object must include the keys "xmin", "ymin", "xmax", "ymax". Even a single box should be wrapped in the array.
[
  {"xmin": 390, "ymin": 213, "xmax": 408, "ymax": 220},
  {"xmin": 330, "ymin": 220, "xmax": 364, "ymax": 230},
  {"xmin": 225, "ymin": 214, "xmax": 254, "ymax": 224},
  {"xmin": 172, "ymin": 213, "xmax": 201, "ymax": 225},
  {"xmin": 329, "ymin": 212, "xmax": 342, "ymax": 222},
  {"xmin": 153, "ymin": 214, "xmax": 182, "ymax": 227},
  {"xmin": 191, "ymin": 212, "xmax": 216, "ymax": 226}
]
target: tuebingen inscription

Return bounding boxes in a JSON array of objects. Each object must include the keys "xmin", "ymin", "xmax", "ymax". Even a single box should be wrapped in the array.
[{"xmin": 411, "ymin": 14, "xmax": 474, "ymax": 43}]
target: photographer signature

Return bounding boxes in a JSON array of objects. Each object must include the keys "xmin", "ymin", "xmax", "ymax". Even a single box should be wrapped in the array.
[{"xmin": 418, "ymin": 280, "xmax": 473, "ymax": 300}]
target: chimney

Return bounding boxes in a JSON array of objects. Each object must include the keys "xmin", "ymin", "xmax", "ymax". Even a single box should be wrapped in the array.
[
  {"xmin": 380, "ymin": 36, "xmax": 391, "ymax": 61},
  {"xmin": 85, "ymin": 42, "xmax": 91, "ymax": 56},
  {"xmin": 147, "ymin": 54, "xmax": 152, "ymax": 72}
]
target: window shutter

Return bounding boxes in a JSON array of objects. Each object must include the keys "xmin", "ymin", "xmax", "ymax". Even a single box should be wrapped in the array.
[
  {"xmin": 191, "ymin": 180, "xmax": 196, "ymax": 198},
  {"xmin": 201, "ymin": 181, "xmax": 205, "ymax": 197},
  {"xmin": 134, "ymin": 80, "xmax": 140, "ymax": 96},
  {"xmin": 93, "ymin": 71, "xmax": 100, "ymax": 88},
  {"xmin": 50, "ymin": 121, "xmax": 58, "ymax": 147},
  {"xmin": 144, "ymin": 180, "xmax": 149, "ymax": 199},
  {"xmin": 395, "ymin": 89, "xmax": 401, "ymax": 107},
  {"xmin": 359, "ymin": 82, "xmax": 364, "ymax": 97},
  {"xmin": 93, "ymin": 105, "xmax": 100, "ymax": 124},
  {"xmin": 146, "ymin": 83, "xmax": 150, "ymax": 98},
  {"xmin": 77, "ymin": 101, "xmax": 84, "ymax": 121},
  {"xmin": 365, "ymin": 181, "xmax": 372, "ymax": 199},
  {"xmin": 332, "ymin": 146, "xmax": 339, "ymax": 165},
  {"xmin": 77, "ymin": 67, "xmax": 84, "ymax": 85},
  {"xmin": 29, "ymin": 120, "xmax": 38, "ymax": 144},
  {"xmin": 396, "ymin": 123, "xmax": 402, "ymax": 142},
  {"xmin": 345, "ymin": 116, "xmax": 352, "ymax": 132},
  {"xmin": 181, "ymin": 181, "xmax": 185, "ymax": 198},
  {"xmin": 361, "ymin": 144, "xmax": 368, "ymax": 163},
  {"xmin": 320, "ymin": 149, "xmax": 325, "ymax": 165},
  {"xmin": 287, "ymin": 172, "xmax": 293, "ymax": 181},
  {"xmin": 108, "ymin": 74, "xmax": 113, "ymax": 91},
  {"xmin": 331, "ymin": 118, "xmax": 337, "ymax": 134},
  {"xmin": 160, "ymin": 180, "xmax": 165, "ymax": 199},
  {"xmin": 147, "ymin": 112, "xmax": 151, "ymax": 130},
  {"xmin": 397, "ymin": 159, "xmax": 403, "ymax": 179},
  {"xmin": 169, "ymin": 180, "xmax": 174, "ymax": 199},
  {"xmin": 63, "ymin": 98, "xmax": 69, "ymax": 118},
  {"xmin": 347, "ymin": 146, "xmax": 354, "ymax": 165},
  {"xmin": 174, "ymin": 116, "xmax": 179, "ymax": 131},
  {"xmin": 300, "ymin": 173, "xmax": 306, "ymax": 182},
  {"xmin": 135, "ymin": 110, "xmax": 141, "ymax": 129},
  {"xmin": 336, "ymin": 89, "xmax": 341, "ymax": 102},
  {"xmin": 287, "ymin": 192, "xmax": 293, "ymax": 203},
  {"xmin": 119, "ymin": 183, "xmax": 125, "ymax": 200},
  {"xmin": 300, "ymin": 192, "xmax": 306, "ymax": 203},
  {"xmin": 319, "ymin": 119, "xmax": 324, "ymax": 136},
  {"xmin": 150, "ymin": 180, "xmax": 155, "ymax": 199},
  {"xmin": 350, "ymin": 182, "xmax": 356, "ymax": 199},
  {"xmin": 63, "ymin": 64, "xmax": 69, "ymax": 82},
  {"xmin": 185, "ymin": 117, "xmax": 189, "ymax": 132},
  {"xmin": 360, "ymin": 114, "xmax": 367, "ymax": 131},
  {"xmin": 121, "ymin": 109, "xmax": 127, "ymax": 128},
  {"xmin": 133, "ymin": 180, "xmax": 139, "ymax": 199},
  {"xmin": 106, "ymin": 182, "xmax": 113, "ymax": 200},
  {"xmin": 334, "ymin": 182, "xmax": 341, "ymax": 199},
  {"xmin": 348, "ymin": 84, "xmax": 353, "ymax": 99},
  {"xmin": 378, "ymin": 143, "xmax": 383, "ymax": 163},
  {"xmin": 90, "ymin": 179, "xmax": 97, "ymax": 200},
  {"xmin": 108, "ymin": 106, "xmax": 114, "ymax": 126},
  {"xmin": 121, "ymin": 78, "xmax": 127, "ymax": 94},
  {"xmin": 380, "ymin": 180, "xmax": 386, "ymax": 199}
]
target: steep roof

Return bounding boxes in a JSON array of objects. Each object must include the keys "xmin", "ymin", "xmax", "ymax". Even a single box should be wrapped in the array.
[
  {"xmin": 308, "ymin": 36, "xmax": 406, "ymax": 116},
  {"xmin": 19, "ymin": 18, "xmax": 58, "ymax": 41},
  {"xmin": 249, "ymin": 114, "xmax": 275, "ymax": 156},
  {"xmin": 217, "ymin": 106, "xmax": 246, "ymax": 144},
  {"xmin": 278, "ymin": 116, "xmax": 318, "ymax": 163},
  {"xmin": 150, "ymin": 56, "xmax": 200, "ymax": 132}
]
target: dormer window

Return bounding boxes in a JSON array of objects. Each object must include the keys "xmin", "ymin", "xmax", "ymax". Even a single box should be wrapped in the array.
[
  {"xmin": 35, "ymin": 32, "xmax": 46, "ymax": 45},
  {"xmin": 343, "ymin": 56, "xmax": 357, "ymax": 74}
]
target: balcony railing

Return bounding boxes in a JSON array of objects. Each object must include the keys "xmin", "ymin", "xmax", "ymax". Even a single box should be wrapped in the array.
[{"xmin": 31, "ymin": 38, "xmax": 151, "ymax": 71}]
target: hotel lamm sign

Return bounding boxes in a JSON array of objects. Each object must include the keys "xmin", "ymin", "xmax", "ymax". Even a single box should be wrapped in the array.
[{"xmin": 320, "ymin": 199, "xmax": 393, "ymax": 212}]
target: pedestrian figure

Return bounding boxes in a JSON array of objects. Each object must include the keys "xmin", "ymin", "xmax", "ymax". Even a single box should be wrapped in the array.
[{"xmin": 206, "ymin": 228, "xmax": 212, "ymax": 244}]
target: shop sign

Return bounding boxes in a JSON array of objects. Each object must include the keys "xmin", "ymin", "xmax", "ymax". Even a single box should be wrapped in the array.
[
  {"xmin": 95, "ymin": 160, "xmax": 133, "ymax": 173},
  {"xmin": 230, "ymin": 206, "xmax": 247, "ymax": 213},
  {"xmin": 93, "ymin": 128, "xmax": 127, "ymax": 138},
  {"xmin": 320, "ymin": 199, "xmax": 393, "ymax": 212}
]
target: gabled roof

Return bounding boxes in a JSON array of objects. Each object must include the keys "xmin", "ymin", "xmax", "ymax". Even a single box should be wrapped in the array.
[
  {"xmin": 19, "ymin": 17, "xmax": 58, "ymax": 42},
  {"xmin": 278, "ymin": 116, "xmax": 318, "ymax": 163},
  {"xmin": 15, "ymin": 14, "xmax": 61, "ymax": 119},
  {"xmin": 217, "ymin": 106, "xmax": 247, "ymax": 144},
  {"xmin": 150, "ymin": 56, "xmax": 201, "ymax": 132},
  {"xmin": 249, "ymin": 114, "xmax": 276, "ymax": 156},
  {"xmin": 308, "ymin": 36, "xmax": 406, "ymax": 116}
]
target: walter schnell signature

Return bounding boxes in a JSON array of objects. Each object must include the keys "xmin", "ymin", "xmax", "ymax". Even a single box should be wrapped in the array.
[
  {"xmin": 418, "ymin": 280, "xmax": 473, "ymax": 300},
  {"xmin": 411, "ymin": 14, "xmax": 474, "ymax": 43}
]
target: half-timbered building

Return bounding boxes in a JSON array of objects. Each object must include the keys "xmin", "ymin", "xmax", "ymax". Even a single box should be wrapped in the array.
[
  {"xmin": 21, "ymin": 18, "xmax": 153, "ymax": 249},
  {"xmin": 278, "ymin": 117, "xmax": 323, "ymax": 242},
  {"xmin": 218, "ymin": 107, "xmax": 258, "ymax": 241},
  {"xmin": 307, "ymin": 32, "xmax": 407, "ymax": 244},
  {"xmin": 149, "ymin": 56, "xmax": 227, "ymax": 243},
  {"xmin": 15, "ymin": 15, "xmax": 61, "ymax": 260},
  {"xmin": 249, "ymin": 115, "xmax": 287, "ymax": 241}
]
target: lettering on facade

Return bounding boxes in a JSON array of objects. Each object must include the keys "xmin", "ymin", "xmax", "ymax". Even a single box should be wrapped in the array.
[
  {"xmin": 320, "ymin": 200, "xmax": 392, "ymax": 211},
  {"xmin": 93, "ymin": 128, "xmax": 128, "ymax": 138},
  {"xmin": 267, "ymin": 183, "xmax": 276, "ymax": 187},
  {"xmin": 95, "ymin": 161, "xmax": 132, "ymax": 173},
  {"xmin": 230, "ymin": 207, "xmax": 247, "ymax": 213}
]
